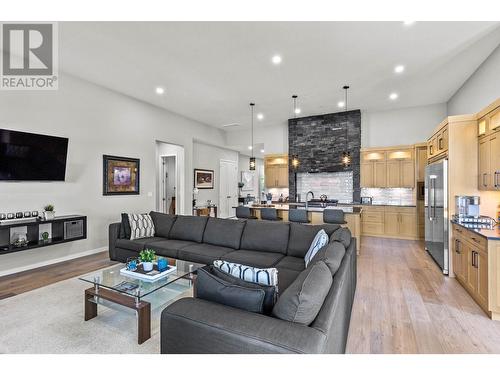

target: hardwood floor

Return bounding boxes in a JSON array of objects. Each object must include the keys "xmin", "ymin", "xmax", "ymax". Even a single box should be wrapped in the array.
[
  {"xmin": 346, "ymin": 236, "xmax": 500, "ymax": 353},
  {"xmin": 0, "ymin": 252, "xmax": 115, "ymax": 300}
]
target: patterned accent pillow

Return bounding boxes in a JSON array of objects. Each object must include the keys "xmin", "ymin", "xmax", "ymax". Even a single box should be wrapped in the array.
[
  {"xmin": 213, "ymin": 260, "xmax": 278, "ymax": 287},
  {"xmin": 128, "ymin": 213, "xmax": 155, "ymax": 240},
  {"xmin": 304, "ymin": 229, "xmax": 329, "ymax": 267}
]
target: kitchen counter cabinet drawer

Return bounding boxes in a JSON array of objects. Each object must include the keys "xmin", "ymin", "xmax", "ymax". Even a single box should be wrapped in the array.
[
  {"xmin": 362, "ymin": 211, "xmax": 384, "ymax": 223},
  {"xmin": 384, "ymin": 206, "xmax": 416, "ymax": 214},
  {"xmin": 362, "ymin": 222, "xmax": 384, "ymax": 235}
]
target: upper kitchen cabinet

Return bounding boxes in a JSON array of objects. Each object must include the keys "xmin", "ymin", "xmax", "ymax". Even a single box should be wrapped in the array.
[
  {"xmin": 361, "ymin": 146, "xmax": 415, "ymax": 188},
  {"xmin": 427, "ymin": 119, "xmax": 449, "ymax": 162},
  {"xmin": 416, "ymin": 144, "xmax": 428, "ymax": 182},
  {"xmin": 264, "ymin": 154, "xmax": 288, "ymax": 188},
  {"xmin": 477, "ymin": 99, "xmax": 500, "ymax": 191}
]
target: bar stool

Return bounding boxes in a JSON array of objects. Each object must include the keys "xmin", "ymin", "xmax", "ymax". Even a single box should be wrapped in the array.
[
  {"xmin": 288, "ymin": 209, "xmax": 310, "ymax": 224},
  {"xmin": 323, "ymin": 209, "xmax": 347, "ymax": 224},
  {"xmin": 236, "ymin": 206, "xmax": 258, "ymax": 220},
  {"xmin": 260, "ymin": 207, "xmax": 282, "ymax": 221}
]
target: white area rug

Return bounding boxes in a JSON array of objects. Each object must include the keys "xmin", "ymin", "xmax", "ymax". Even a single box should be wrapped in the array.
[{"xmin": 0, "ymin": 270, "xmax": 192, "ymax": 354}]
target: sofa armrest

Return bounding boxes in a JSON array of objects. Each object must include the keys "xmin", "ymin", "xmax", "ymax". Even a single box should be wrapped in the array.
[
  {"xmin": 108, "ymin": 222, "xmax": 121, "ymax": 261},
  {"xmin": 161, "ymin": 297, "xmax": 327, "ymax": 354}
]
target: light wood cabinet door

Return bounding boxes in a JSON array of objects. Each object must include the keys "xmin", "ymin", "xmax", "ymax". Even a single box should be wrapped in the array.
[
  {"xmin": 478, "ymin": 136, "xmax": 491, "ymax": 190},
  {"xmin": 466, "ymin": 243, "xmax": 478, "ymax": 293},
  {"xmin": 490, "ymin": 109, "xmax": 500, "ymax": 133},
  {"xmin": 453, "ymin": 237, "xmax": 466, "ymax": 283},
  {"xmin": 401, "ymin": 160, "xmax": 415, "ymax": 188},
  {"xmin": 361, "ymin": 163, "xmax": 373, "ymax": 188},
  {"xmin": 374, "ymin": 161, "xmax": 387, "ymax": 188},
  {"xmin": 417, "ymin": 147, "xmax": 427, "ymax": 182},
  {"xmin": 399, "ymin": 213, "xmax": 417, "ymax": 238},
  {"xmin": 439, "ymin": 127, "xmax": 448, "ymax": 153},
  {"xmin": 477, "ymin": 249, "xmax": 489, "ymax": 310},
  {"xmin": 265, "ymin": 165, "xmax": 279, "ymax": 188},
  {"xmin": 386, "ymin": 161, "xmax": 400, "ymax": 188},
  {"xmin": 277, "ymin": 165, "xmax": 288, "ymax": 188},
  {"xmin": 490, "ymin": 131, "xmax": 500, "ymax": 190},
  {"xmin": 384, "ymin": 212, "xmax": 399, "ymax": 236}
]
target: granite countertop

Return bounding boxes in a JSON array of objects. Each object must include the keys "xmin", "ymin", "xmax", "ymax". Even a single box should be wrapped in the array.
[
  {"xmin": 451, "ymin": 220, "xmax": 500, "ymax": 241},
  {"xmin": 338, "ymin": 203, "xmax": 417, "ymax": 208},
  {"xmin": 237, "ymin": 204, "xmax": 362, "ymax": 214}
]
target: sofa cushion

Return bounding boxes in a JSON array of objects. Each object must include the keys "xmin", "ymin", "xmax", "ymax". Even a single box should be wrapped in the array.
[
  {"xmin": 115, "ymin": 237, "xmax": 165, "ymax": 252},
  {"xmin": 287, "ymin": 223, "xmax": 341, "ymax": 258},
  {"xmin": 329, "ymin": 227, "xmax": 352, "ymax": 248},
  {"xmin": 276, "ymin": 268, "xmax": 301, "ymax": 293},
  {"xmin": 221, "ymin": 250, "xmax": 284, "ymax": 268},
  {"xmin": 276, "ymin": 256, "xmax": 305, "ymax": 272},
  {"xmin": 310, "ymin": 240, "xmax": 346, "ymax": 275},
  {"xmin": 147, "ymin": 239, "xmax": 194, "ymax": 259},
  {"xmin": 128, "ymin": 213, "xmax": 156, "ymax": 240},
  {"xmin": 272, "ymin": 261, "xmax": 332, "ymax": 325},
  {"xmin": 240, "ymin": 220, "xmax": 290, "ymax": 254},
  {"xmin": 169, "ymin": 215, "xmax": 209, "ymax": 243},
  {"xmin": 203, "ymin": 217, "xmax": 246, "ymax": 249},
  {"xmin": 149, "ymin": 211, "xmax": 177, "ymax": 238},
  {"xmin": 211, "ymin": 266, "xmax": 277, "ymax": 315},
  {"xmin": 196, "ymin": 266, "xmax": 265, "ymax": 314},
  {"xmin": 178, "ymin": 243, "xmax": 234, "ymax": 265}
]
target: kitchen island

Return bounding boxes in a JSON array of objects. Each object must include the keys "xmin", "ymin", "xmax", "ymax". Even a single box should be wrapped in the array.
[{"xmin": 236, "ymin": 204, "xmax": 362, "ymax": 254}]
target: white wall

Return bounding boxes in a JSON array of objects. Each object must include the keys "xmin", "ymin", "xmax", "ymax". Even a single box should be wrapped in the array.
[
  {"xmin": 192, "ymin": 141, "xmax": 239, "ymax": 207},
  {"xmin": 361, "ymin": 103, "xmax": 447, "ymax": 148},
  {"xmin": 447, "ymin": 45, "xmax": 500, "ymax": 115},
  {"xmin": 0, "ymin": 73, "xmax": 226, "ymax": 275},
  {"xmin": 225, "ymin": 123, "xmax": 289, "ymax": 155}
]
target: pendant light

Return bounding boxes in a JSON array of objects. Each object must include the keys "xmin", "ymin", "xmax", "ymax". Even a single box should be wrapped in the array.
[
  {"xmin": 292, "ymin": 95, "xmax": 300, "ymax": 117},
  {"xmin": 342, "ymin": 85, "xmax": 351, "ymax": 168},
  {"xmin": 249, "ymin": 103, "xmax": 256, "ymax": 171}
]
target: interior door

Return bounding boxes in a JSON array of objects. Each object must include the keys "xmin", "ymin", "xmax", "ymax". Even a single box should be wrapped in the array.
[{"xmin": 219, "ymin": 160, "xmax": 238, "ymax": 218}]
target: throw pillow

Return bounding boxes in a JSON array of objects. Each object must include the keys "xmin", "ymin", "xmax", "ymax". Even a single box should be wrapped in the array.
[
  {"xmin": 272, "ymin": 260, "xmax": 332, "ymax": 325},
  {"xmin": 329, "ymin": 227, "xmax": 352, "ymax": 247},
  {"xmin": 304, "ymin": 229, "xmax": 329, "ymax": 267},
  {"xmin": 309, "ymin": 240, "xmax": 346, "ymax": 275},
  {"xmin": 120, "ymin": 213, "xmax": 131, "ymax": 239},
  {"xmin": 128, "ymin": 213, "xmax": 155, "ymax": 240},
  {"xmin": 196, "ymin": 266, "xmax": 266, "ymax": 314},
  {"xmin": 211, "ymin": 266, "xmax": 277, "ymax": 315},
  {"xmin": 213, "ymin": 260, "xmax": 278, "ymax": 287}
]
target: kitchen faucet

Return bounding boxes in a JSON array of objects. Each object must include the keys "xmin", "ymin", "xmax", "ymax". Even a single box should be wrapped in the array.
[{"xmin": 305, "ymin": 191, "xmax": 314, "ymax": 209}]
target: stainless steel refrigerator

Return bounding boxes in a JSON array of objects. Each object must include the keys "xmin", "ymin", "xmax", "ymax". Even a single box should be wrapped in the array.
[{"xmin": 425, "ymin": 159, "xmax": 449, "ymax": 274}]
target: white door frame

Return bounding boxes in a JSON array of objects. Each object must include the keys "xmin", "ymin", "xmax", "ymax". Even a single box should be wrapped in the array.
[
  {"xmin": 160, "ymin": 155, "xmax": 177, "ymax": 214},
  {"xmin": 219, "ymin": 159, "xmax": 238, "ymax": 218}
]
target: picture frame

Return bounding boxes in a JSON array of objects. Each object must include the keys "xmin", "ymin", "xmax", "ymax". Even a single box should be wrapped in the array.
[
  {"xmin": 103, "ymin": 155, "xmax": 140, "ymax": 195},
  {"xmin": 194, "ymin": 168, "xmax": 214, "ymax": 189},
  {"xmin": 241, "ymin": 171, "xmax": 255, "ymax": 191}
]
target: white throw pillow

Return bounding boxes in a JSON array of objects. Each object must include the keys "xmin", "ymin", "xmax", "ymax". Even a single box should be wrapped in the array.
[
  {"xmin": 128, "ymin": 213, "xmax": 155, "ymax": 240},
  {"xmin": 213, "ymin": 260, "xmax": 278, "ymax": 286},
  {"xmin": 304, "ymin": 229, "xmax": 329, "ymax": 267}
]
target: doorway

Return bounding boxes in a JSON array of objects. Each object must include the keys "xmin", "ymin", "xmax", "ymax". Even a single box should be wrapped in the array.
[
  {"xmin": 161, "ymin": 155, "xmax": 176, "ymax": 214},
  {"xmin": 219, "ymin": 159, "xmax": 238, "ymax": 218}
]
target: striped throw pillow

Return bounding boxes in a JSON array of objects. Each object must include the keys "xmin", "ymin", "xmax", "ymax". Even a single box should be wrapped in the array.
[
  {"xmin": 304, "ymin": 229, "xmax": 329, "ymax": 267},
  {"xmin": 213, "ymin": 260, "xmax": 278, "ymax": 287},
  {"xmin": 128, "ymin": 213, "xmax": 155, "ymax": 240}
]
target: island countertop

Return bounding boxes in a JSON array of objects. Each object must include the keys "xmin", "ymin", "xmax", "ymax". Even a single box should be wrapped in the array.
[{"xmin": 234, "ymin": 204, "xmax": 362, "ymax": 214}]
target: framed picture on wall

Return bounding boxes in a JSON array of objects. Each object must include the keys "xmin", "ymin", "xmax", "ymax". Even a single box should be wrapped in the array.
[
  {"xmin": 194, "ymin": 169, "xmax": 214, "ymax": 189},
  {"xmin": 103, "ymin": 155, "xmax": 140, "ymax": 195},
  {"xmin": 241, "ymin": 171, "xmax": 255, "ymax": 191}
]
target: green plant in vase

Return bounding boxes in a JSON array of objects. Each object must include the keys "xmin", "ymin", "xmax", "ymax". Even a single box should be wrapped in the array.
[
  {"xmin": 41, "ymin": 232, "xmax": 50, "ymax": 242},
  {"xmin": 43, "ymin": 204, "xmax": 55, "ymax": 220},
  {"xmin": 139, "ymin": 248, "xmax": 156, "ymax": 272}
]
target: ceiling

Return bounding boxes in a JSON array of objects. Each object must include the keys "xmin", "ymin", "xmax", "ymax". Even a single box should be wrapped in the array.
[{"xmin": 58, "ymin": 22, "xmax": 500, "ymax": 131}]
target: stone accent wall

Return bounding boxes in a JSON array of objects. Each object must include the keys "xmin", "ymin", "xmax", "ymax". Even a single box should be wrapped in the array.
[{"xmin": 288, "ymin": 110, "xmax": 361, "ymax": 202}]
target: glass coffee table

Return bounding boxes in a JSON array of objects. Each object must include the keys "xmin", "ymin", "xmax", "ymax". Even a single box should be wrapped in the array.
[{"xmin": 79, "ymin": 258, "xmax": 204, "ymax": 344}]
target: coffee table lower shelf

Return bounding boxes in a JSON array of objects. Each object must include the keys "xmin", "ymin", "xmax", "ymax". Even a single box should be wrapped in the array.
[{"xmin": 84, "ymin": 287, "xmax": 151, "ymax": 345}]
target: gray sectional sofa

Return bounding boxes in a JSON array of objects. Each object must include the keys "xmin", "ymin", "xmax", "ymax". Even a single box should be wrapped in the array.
[{"xmin": 108, "ymin": 212, "xmax": 357, "ymax": 354}]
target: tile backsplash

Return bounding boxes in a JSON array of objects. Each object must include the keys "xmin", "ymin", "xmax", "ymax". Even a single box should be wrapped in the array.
[
  {"xmin": 361, "ymin": 188, "xmax": 415, "ymax": 206},
  {"xmin": 296, "ymin": 172, "xmax": 353, "ymax": 203}
]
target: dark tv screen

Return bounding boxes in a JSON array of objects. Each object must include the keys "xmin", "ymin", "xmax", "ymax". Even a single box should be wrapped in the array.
[{"xmin": 0, "ymin": 129, "xmax": 69, "ymax": 181}]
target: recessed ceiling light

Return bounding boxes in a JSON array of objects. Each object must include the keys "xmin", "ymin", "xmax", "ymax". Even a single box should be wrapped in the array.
[
  {"xmin": 248, "ymin": 146, "xmax": 253, "ymax": 150},
  {"xmin": 337, "ymin": 101, "xmax": 345, "ymax": 108},
  {"xmin": 294, "ymin": 108, "xmax": 301, "ymax": 115},
  {"xmin": 389, "ymin": 92, "xmax": 399, "ymax": 100},
  {"xmin": 260, "ymin": 149, "xmax": 265, "ymax": 153},
  {"xmin": 394, "ymin": 65, "xmax": 405, "ymax": 73},
  {"xmin": 155, "ymin": 87, "xmax": 165, "ymax": 95},
  {"xmin": 403, "ymin": 21, "xmax": 415, "ymax": 26},
  {"xmin": 271, "ymin": 55, "xmax": 282, "ymax": 65},
  {"xmin": 257, "ymin": 113, "xmax": 264, "ymax": 121}
]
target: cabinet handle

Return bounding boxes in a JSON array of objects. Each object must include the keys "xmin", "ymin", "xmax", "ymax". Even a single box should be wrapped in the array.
[
  {"xmin": 474, "ymin": 251, "xmax": 479, "ymax": 269},
  {"xmin": 438, "ymin": 138, "xmax": 443, "ymax": 150},
  {"xmin": 471, "ymin": 251, "xmax": 476, "ymax": 268},
  {"xmin": 429, "ymin": 145, "xmax": 433, "ymax": 155},
  {"xmin": 483, "ymin": 173, "xmax": 488, "ymax": 187},
  {"xmin": 455, "ymin": 239, "xmax": 460, "ymax": 254},
  {"xmin": 495, "ymin": 171, "xmax": 499, "ymax": 188}
]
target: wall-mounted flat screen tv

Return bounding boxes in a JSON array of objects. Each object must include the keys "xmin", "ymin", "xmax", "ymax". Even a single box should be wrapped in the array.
[{"xmin": 0, "ymin": 129, "xmax": 69, "ymax": 181}]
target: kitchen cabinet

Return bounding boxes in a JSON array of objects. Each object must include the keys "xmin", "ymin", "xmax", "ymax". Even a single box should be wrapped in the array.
[
  {"xmin": 361, "ymin": 205, "xmax": 417, "ymax": 240},
  {"xmin": 452, "ymin": 237, "xmax": 466, "ymax": 284},
  {"xmin": 478, "ymin": 135, "xmax": 492, "ymax": 190},
  {"xmin": 477, "ymin": 101, "xmax": 500, "ymax": 191},
  {"xmin": 360, "ymin": 151, "xmax": 386, "ymax": 188},
  {"xmin": 361, "ymin": 206, "xmax": 385, "ymax": 236},
  {"xmin": 416, "ymin": 145, "xmax": 427, "ymax": 182},
  {"xmin": 361, "ymin": 147, "xmax": 414, "ymax": 189},
  {"xmin": 264, "ymin": 154, "xmax": 288, "ymax": 188},
  {"xmin": 427, "ymin": 121, "xmax": 448, "ymax": 162}
]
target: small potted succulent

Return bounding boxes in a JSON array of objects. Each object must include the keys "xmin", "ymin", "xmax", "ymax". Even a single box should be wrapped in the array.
[
  {"xmin": 43, "ymin": 204, "xmax": 55, "ymax": 220},
  {"xmin": 139, "ymin": 249, "xmax": 156, "ymax": 272}
]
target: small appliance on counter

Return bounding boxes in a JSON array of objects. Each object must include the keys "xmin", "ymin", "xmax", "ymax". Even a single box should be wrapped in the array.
[
  {"xmin": 455, "ymin": 196, "xmax": 480, "ymax": 218},
  {"xmin": 360, "ymin": 196, "xmax": 372, "ymax": 205}
]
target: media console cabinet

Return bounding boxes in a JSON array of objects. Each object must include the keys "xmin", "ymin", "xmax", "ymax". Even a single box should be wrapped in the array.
[{"xmin": 0, "ymin": 215, "xmax": 87, "ymax": 255}]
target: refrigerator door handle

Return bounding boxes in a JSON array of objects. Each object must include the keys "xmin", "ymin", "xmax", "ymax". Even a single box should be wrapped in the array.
[
  {"xmin": 432, "ymin": 178, "xmax": 437, "ymax": 219},
  {"xmin": 427, "ymin": 178, "xmax": 433, "ymax": 220}
]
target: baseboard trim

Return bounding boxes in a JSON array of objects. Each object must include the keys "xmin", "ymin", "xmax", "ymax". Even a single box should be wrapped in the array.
[{"xmin": 0, "ymin": 247, "xmax": 108, "ymax": 277}]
